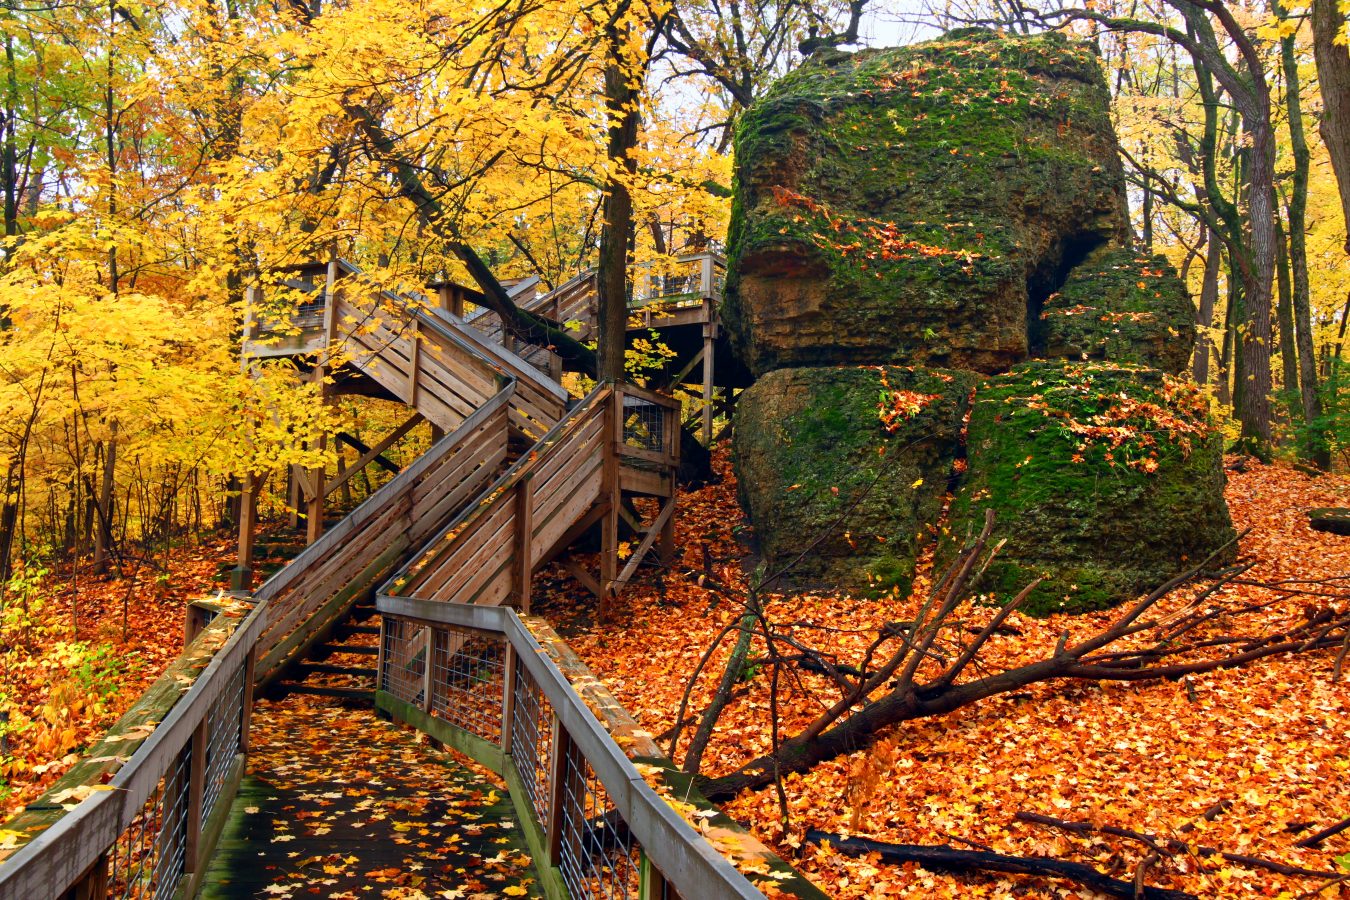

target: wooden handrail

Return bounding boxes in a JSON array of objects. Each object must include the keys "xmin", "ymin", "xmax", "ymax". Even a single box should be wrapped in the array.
[{"xmin": 372, "ymin": 596, "xmax": 827, "ymax": 900}]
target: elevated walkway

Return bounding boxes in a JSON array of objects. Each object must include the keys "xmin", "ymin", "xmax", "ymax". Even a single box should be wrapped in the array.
[{"xmin": 0, "ymin": 259, "xmax": 825, "ymax": 900}]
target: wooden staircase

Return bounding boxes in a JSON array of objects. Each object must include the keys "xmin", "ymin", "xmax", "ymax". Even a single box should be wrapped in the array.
[{"xmin": 240, "ymin": 262, "xmax": 679, "ymax": 703}]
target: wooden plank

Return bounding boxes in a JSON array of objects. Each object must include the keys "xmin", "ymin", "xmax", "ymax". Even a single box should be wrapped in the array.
[
  {"xmin": 530, "ymin": 456, "xmax": 603, "ymax": 561},
  {"xmin": 423, "ymin": 506, "xmax": 516, "ymax": 603},
  {"xmin": 409, "ymin": 497, "xmax": 514, "ymax": 598},
  {"xmin": 620, "ymin": 465, "xmax": 671, "ymax": 498}
]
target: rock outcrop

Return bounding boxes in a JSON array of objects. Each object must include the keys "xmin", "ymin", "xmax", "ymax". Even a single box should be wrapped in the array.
[
  {"xmin": 727, "ymin": 29, "xmax": 1235, "ymax": 610},
  {"xmin": 724, "ymin": 29, "xmax": 1130, "ymax": 377},
  {"xmin": 734, "ymin": 366, "xmax": 976, "ymax": 594},
  {"xmin": 943, "ymin": 362, "xmax": 1233, "ymax": 615}
]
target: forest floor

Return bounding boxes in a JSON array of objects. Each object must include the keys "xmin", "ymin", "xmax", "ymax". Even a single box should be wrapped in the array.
[
  {"xmin": 0, "ymin": 527, "xmax": 301, "ymax": 818},
  {"xmin": 3, "ymin": 453, "xmax": 1346, "ymax": 899},
  {"xmin": 543, "ymin": 449, "xmax": 1350, "ymax": 899}
]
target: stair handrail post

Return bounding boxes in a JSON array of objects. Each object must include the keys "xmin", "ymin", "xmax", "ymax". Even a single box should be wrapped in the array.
[
  {"xmin": 183, "ymin": 718, "xmax": 208, "ymax": 875},
  {"xmin": 514, "ymin": 473, "xmax": 535, "ymax": 614},
  {"xmin": 600, "ymin": 383, "xmax": 622, "ymax": 622},
  {"xmin": 700, "ymin": 251, "xmax": 715, "ymax": 299}
]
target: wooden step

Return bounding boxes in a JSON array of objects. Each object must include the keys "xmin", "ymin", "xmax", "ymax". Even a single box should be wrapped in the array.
[
  {"xmin": 316, "ymin": 643, "xmax": 379, "ymax": 656},
  {"xmin": 336, "ymin": 623, "xmax": 380, "ymax": 635},
  {"xmin": 279, "ymin": 684, "xmax": 374, "ymax": 701},
  {"xmin": 295, "ymin": 662, "xmax": 376, "ymax": 677}
]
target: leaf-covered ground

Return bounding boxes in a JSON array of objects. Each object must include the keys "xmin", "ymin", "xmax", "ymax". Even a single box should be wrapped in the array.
[
  {"xmin": 545, "ymin": 450, "xmax": 1350, "ymax": 899},
  {"xmin": 0, "ymin": 531, "xmax": 255, "ymax": 817},
  {"xmin": 200, "ymin": 693, "xmax": 540, "ymax": 899}
]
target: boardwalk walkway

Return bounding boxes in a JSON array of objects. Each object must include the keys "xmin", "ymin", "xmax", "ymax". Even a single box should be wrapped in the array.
[{"xmin": 199, "ymin": 693, "xmax": 541, "ymax": 899}]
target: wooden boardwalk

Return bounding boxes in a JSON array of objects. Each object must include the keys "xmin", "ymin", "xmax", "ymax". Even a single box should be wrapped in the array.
[{"xmin": 199, "ymin": 693, "xmax": 541, "ymax": 899}]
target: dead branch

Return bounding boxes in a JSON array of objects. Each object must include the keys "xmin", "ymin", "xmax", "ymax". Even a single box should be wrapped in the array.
[
  {"xmin": 1015, "ymin": 811, "xmax": 1344, "ymax": 879},
  {"xmin": 807, "ymin": 830, "xmax": 1197, "ymax": 899},
  {"xmin": 1295, "ymin": 814, "xmax": 1350, "ymax": 849},
  {"xmin": 694, "ymin": 518, "xmax": 1350, "ymax": 801}
]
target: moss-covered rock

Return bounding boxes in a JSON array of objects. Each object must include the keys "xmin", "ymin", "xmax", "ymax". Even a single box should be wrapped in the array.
[
  {"xmin": 734, "ymin": 365, "xmax": 977, "ymax": 592},
  {"xmin": 725, "ymin": 29, "xmax": 1131, "ymax": 377},
  {"xmin": 945, "ymin": 361, "xmax": 1235, "ymax": 614},
  {"xmin": 1040, "ymin": 247, "xmax": 1195, "ymax": 373}
]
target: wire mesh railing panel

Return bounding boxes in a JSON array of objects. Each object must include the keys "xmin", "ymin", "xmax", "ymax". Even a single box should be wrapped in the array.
[
  {"xmin": 557, "ymin": 741, "xmax": 641, "ymax": 900},
  {"xmin": 509, "ymin": 661, "xmax": 554, "ymax": 829},
  {"xmin": 201, "ymin": 664, "xmax": 246, "ymax": 824},
  {"xmin": 380, "ymin": 617, "xmax": 427, "ymax": 708},
  {"xmin": 429, "ymin": 625, "xmax": 506, "ymax": 743},
  {"xmin": 108, "ymin": 744, "xmax": 191, "ymax": 900},
  {"xmin": 621, "ymin": 400, "xmax": 665, "ymax": 454}
]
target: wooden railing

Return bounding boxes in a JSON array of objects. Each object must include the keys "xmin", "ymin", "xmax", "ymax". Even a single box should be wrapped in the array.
[
  {"xmin": 372, "ymin": 597, "xmax": 828, "ymax": 900},
  {"xmin": 388, "ymin": 383, "xmax": 614, "ymax": 606},
  {"xmin": 250, "ymin": 387, "xmax": 518, "ymax": 686},
  {"xmin": 387, "ymin": 381, "xmax": 680, "ymax": 608}
]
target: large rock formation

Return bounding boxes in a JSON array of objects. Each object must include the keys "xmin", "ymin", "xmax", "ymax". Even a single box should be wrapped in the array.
[
  {"xmin": 727, "ymin": 29, "xmax": 1235, "ymax": 611},
  {"xmin": 724, "ymin": 29, "xmax": 1131, "ymax": 376},
  {"xmin": 734, "ymin": 366, "xmax": 976, "ymax": 594}
]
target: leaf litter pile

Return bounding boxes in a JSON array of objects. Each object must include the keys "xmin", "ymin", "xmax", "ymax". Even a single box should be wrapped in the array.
[
  {"xmin": 543, "ymin": 449, "xmax": 1350, "ymax": 898},
  {"xmin": 201, "ymin": 692, "xmax": 540, "ymax": 899}
]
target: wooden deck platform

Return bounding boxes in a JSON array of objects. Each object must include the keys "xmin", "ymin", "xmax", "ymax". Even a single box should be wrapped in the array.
[{"xmin": 198, "ymin": 693, "xmax": 541, "ymax": 899}]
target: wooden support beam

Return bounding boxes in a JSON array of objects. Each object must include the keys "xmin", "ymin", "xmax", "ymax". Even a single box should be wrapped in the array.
[
  {"xmin": 701, "ymin": 303, "xmax": 717, "ymax": 446},
  {"xmin": 409, "ymin": 319, "xmax": 422, "ymax": 408},
  {"xmin": 612, "ymin": 497, "xmax": 676, "ymax": 591},
  {"xmin": 231, "ymin": 471, "xmax": 266, "ymax": 591},
  {"xmin": 559, "ymin": 556, "xmax": 605, "ymax": 599},
  {"xmin": 326, "ymin": 413, "xmax": 423, "ymax": 496},
  {"xmin": 600, "ymin": 390, "xmax": 622, "ymax": 621},
  {"xmin": 663, "ymin": 344, "xmax": 706, "ymax": 390}
]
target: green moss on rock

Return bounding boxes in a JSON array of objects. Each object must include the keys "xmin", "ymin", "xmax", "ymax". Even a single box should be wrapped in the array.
[
  {"xmin": 733, "ymin": 365, "xmax": 977, "ymax": 593},
  {"xmin": 1040, "ymin": 247, "xmax": 1195, "ymax": 373},
  {"xmin": 725, "ymin": 28, "xmax": 1131, "ymax": 377},
  {"xmin": 945, "ymin": 361, "xmax": 1235, "ymax": 614}
]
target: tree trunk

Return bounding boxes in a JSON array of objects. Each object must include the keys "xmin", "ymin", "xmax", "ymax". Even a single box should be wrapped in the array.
[
  {"xmin": 1192, "ymin": 233, "xmax": 1221, "ymax": 386},
  {"xmin": 1275, "ymin": 216, "xmax": 1299, "ymax": 409},
  {"xmin": 1236, "ymin": 111, "xmax": 1276, "ymax": 455},
  {"xmin": 597, "ymin": 15, "xmax": 641, "ymax": 383},
  {"xmin": 1311, "ymin": 0, "xmax": 1350, "ymax": 254},
  {"xmin": 1281, "ymin": 7, "xmax": 1330, "ymax": 467}
]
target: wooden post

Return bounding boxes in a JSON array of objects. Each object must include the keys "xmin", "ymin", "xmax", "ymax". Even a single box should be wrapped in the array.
[
  {"xmin": 545, "ymin": 715, "xmax": 571, "ymax": 866},
  {"xmin": 375, "ymin": 616, "xmax": 387, "ymax": 697},
  {"xmin": 500, "ymin": 643, "xmax": 516, "ymax": 754},
  {"xmin": 700, "ymin": 252, "xmax": 715, "ymax": 298},
  {"xmin": 409, "ymin": 319, "xmax": 422, "ymax": 409},
  {"xmin": 230, "ymin": 473, "xmax": 258, "ymax": 592},
  {"xmin": 514, "ymin": 476, "xmax": 535, "ymax": 613},
  {"xmin": 701, "ymin": 302, "xmax": 716, "ymax": 445},
  {"xmin": 287, "ymin": 464, "xmax": 301, "ymax": 531},
  {"xmin": 599, "ymin": 387, "xmax": 622, "ymax": 621},
  {"xmin": 70, "ymin": 853, "xmax": 109, "ymax": 900},
  {"xmin": 659, "ymin": 403, "xmax": 680, "ymax": 565},
  {"xmin": 240, "ymin": 648, "xmax": 256, "ymax": 753},
  {"xmin": 421, "ymin": 626, "xmax": 434, "ymax": 713},
  {"xmin": 184, "ymin": 719, "xmax": 208, "ymax": 873}
]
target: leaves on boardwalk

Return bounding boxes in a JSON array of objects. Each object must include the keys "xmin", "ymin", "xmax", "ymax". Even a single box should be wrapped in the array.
[{"xmin": 200, "ymin": 693, "xmax": 540, "ymax": 900}]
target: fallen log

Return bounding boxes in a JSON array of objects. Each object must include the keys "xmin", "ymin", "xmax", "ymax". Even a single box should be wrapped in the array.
[
  {"xmin": 1308, "ymin": 508, "xmax": 1350, "ymax": 536},
  {"xmin": 805, "ymin": 830, "xmax": 1196, "ymax": 899}
]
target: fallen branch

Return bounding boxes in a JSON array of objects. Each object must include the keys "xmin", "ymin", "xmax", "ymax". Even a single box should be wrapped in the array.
[
  {"xmin": 806, "ymin": 830, "xmax": 1196, "ymax": 900},
  {"xmin": 1295, "ymin": 814, "xmax": 1350, "ymax": 849},
  {"xmin": 1015, "ymin": 811, "xmax": 1343, "ymax": 879}
]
